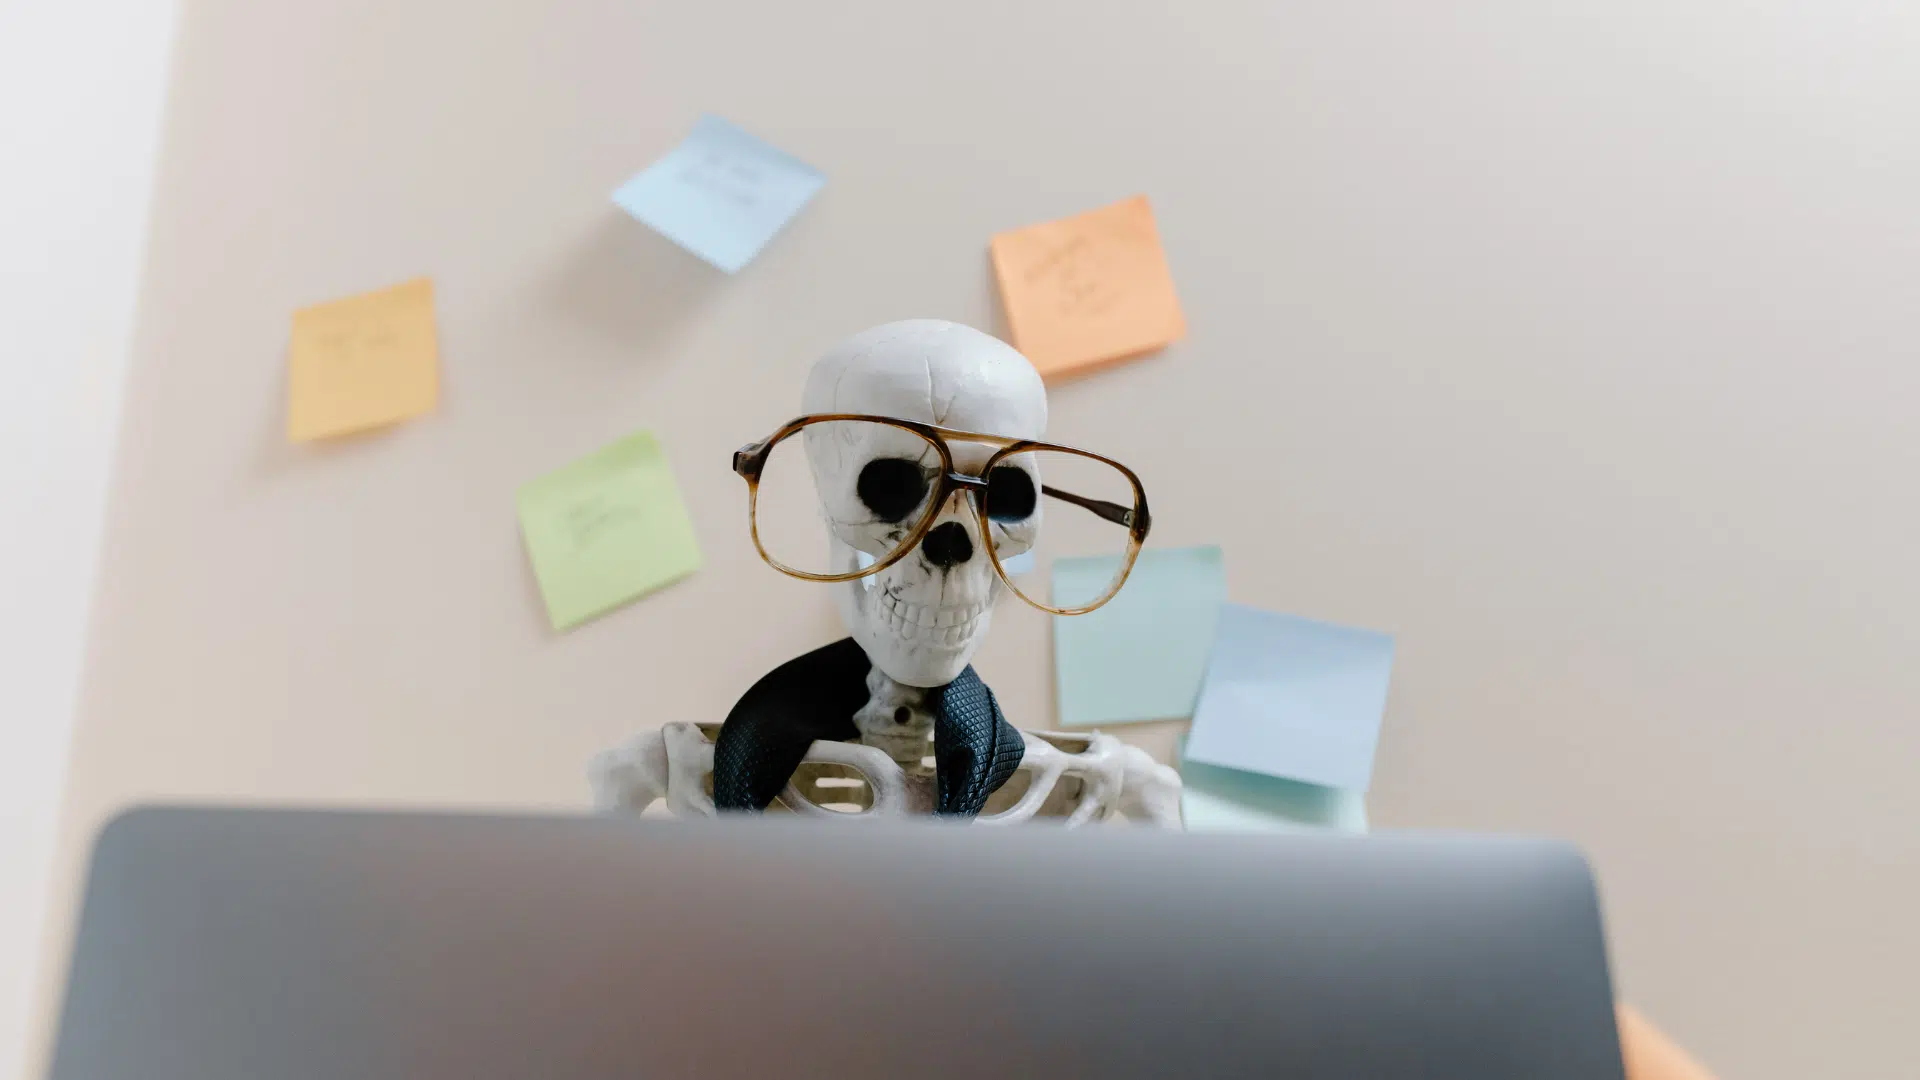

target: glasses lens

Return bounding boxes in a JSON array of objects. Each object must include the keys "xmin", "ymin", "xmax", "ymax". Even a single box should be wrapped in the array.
[
  {"xmin": 753, "ymin": 419, "xmax": 943, "ymax": 577},
  {"xmin": 983, "ymin": 448, "xmax": 1140, "ymax": 612}
]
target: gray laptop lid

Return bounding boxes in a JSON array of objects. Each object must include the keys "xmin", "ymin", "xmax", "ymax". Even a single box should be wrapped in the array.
[{"xmin": 49, "ymin": 808, "xmax": 1624, "ymax": 1079}]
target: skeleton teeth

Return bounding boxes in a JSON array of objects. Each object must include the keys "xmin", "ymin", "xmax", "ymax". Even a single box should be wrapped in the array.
[{"xmin": 878, "ymin": 593, "xmax": 986, "ymax": 641}]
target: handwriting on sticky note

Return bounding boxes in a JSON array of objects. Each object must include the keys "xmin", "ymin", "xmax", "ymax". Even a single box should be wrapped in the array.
[
  {"xmin": 990, "ymin": 195, "xmax": 1186, "ymax": 381},
  {"xmin": 286, "ymin": 277, "xmax": 438, "ymax": 442},
  {"xmin": 612, "ymin": 114, "xmax": 824, "ymax": 274},
  {"xmin": 677, "ymin": 148, "xmax": 767, "ymax": 209},
  {"xmin": 1024, "ymin": 235, "xmax": 1123, "ymax": 320},
  {"xmin": 561, "ymin": 492, "xmax": 647, "ymax": 553},
  {"xmin": 309, "ymin": 325, "xmax": 400, "ymax": 390},
  {"xmin": 517, "ymin": 431, "xmax": 703, "ymax": 632}
]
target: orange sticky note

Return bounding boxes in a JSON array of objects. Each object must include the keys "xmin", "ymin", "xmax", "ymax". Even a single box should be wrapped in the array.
[
  {"xmin": 286, "ymin": 277, "xmax": 439, "ymax": 441},
  {"xmin": 990, "ymin": 195, "xmax": 1186, "ymax": 380}
]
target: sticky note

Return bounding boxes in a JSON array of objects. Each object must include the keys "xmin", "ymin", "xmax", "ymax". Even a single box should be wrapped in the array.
[
  {"xmin": 1180, "ymin": 759, "xmax": 1369, "ymax": 834},
  {"xmin": 517, "ymin": 431, "xmax": 703, "ymax": 631},
  {"xmin": 612, "ymin": 114, "xmax": 824, "ymax": 273},
  {"xmin": 286, "ymin": 277, "xmax": 438, "ymax": 441},
  {"xmin": 1051, "ymin": 545, "xmax": 1226, "ymax": 726},
  {"xmin": 1183, "ymin": 604, "xmax": 1395, "ymax": 791},
  {"xmin": 990, "ymin": 195, "xmax": 1186, "ymax": 380}
]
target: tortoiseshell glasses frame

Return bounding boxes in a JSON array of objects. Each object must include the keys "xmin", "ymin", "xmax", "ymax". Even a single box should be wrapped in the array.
[{"xmin": 732, "ymin": 414, "xmax": 1151, "ymax": 615}]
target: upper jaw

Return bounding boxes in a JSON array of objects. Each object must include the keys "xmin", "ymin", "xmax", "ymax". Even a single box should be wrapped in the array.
[{"xmin": 879, "ymin": 590, "xmax": 987, "ymax": 646}]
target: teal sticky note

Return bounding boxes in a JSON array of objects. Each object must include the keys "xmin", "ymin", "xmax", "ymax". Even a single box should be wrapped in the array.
[
  {"xmin": 1051, "ymin": 545, "xmax": 1227, "ymax": 726},
  {"xmin": 611, "ymin": 114, "xmax": 825, "ymax": 273},
  {"xmin": 1183, "ymin": 603, "xmax": 1394, "ymax": 791},
  {"xmin": 1180, "ymin": 759, "xmax": 1368, "ymax": 833}
]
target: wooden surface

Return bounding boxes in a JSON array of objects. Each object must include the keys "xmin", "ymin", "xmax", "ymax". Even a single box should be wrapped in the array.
[
  {"xmin": 40, "ymin": 3, "xmax": 1920, "ymax": 1077},
  {"xmin": 1620, "ymin": 1006, "xmax": 1719, "ymax": 1080}
]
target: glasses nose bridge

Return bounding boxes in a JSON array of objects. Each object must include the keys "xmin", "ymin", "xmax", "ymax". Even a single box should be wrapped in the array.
[{"xmin": 930, "ymin": 470, "xmax": 988, "ymax": 521}]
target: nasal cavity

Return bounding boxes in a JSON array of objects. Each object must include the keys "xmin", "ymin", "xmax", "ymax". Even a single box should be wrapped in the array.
[{"xmin": 919, "ymin": 521, "xmax": 974, "ymax": 569}]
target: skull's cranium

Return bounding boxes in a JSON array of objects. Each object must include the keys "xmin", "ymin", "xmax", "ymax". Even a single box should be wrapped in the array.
[{"xmin": 801, "ymin": 320, "xmax": 1047, "ymax": 687}]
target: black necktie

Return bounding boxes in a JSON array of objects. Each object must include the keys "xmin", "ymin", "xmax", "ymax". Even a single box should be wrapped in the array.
[{"xmin": 712, "ymin": 638, "xmax": 1024, "ymax": 817}]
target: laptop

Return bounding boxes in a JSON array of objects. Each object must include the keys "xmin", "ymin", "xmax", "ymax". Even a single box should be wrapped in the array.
[{"xmin": 48, "ymin": 808, "xmax": 1625, "ymax": 1079}]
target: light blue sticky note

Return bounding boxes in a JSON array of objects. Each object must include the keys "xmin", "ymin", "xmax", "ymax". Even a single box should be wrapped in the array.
[
  {"xmin": 1180, "ymin": 759, "xmax": 1369, "ymax": 833},
  {"xmin": 611, "ymin": 115, "xmax": 824, "ymax": 273},
  {"xmin": 1183, "ymin": 603, "xmax": 1394, "ymax": 791},
  {"xmin": 1051, "ymin": 545, "xmax": 1227, "ymax": 726}
]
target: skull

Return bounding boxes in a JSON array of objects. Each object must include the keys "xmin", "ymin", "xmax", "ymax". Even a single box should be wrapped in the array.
[{"xmin": 801, "ymin": 320, "xmax": 1048, "ymax": 687}]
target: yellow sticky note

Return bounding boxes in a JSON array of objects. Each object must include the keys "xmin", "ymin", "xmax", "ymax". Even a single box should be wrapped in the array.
[
  {"xmin": 287, "ymin": 277, "xmax": 439, "ymax": 441},
  {"xmin": 517, "ymin": 431, "xmax": 703, "ymax": 631},
  {"xmin": 990, "ymin": 195, "xmax": 1187, "ymax": 381}
]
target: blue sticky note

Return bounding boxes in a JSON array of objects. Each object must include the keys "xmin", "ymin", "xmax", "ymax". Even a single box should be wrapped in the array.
[
  {"xmin": 1183, "ymin": 603, "xmax": 1394, "ymax": 791},
  {"xmin": 1051, "ymin": 545, "xmax": 1227, "ymax": 727},
  {"xmin": 611, "ymin": 115, "xmax": 824, "ymax": 273},
  {"xmin": 1181, "ymin": 759, "xmax": 1368, "ymax": 834}
]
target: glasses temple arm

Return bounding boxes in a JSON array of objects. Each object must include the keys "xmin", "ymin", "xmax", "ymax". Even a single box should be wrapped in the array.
[{"xmin": 1041, "ymin": 484, "xmax": 1136, "ymax": 528}]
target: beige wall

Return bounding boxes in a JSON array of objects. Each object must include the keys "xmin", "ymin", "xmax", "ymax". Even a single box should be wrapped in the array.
[{"xmin": 40, "ymin": 3, "xmax": 1920, "ymax": 1077}]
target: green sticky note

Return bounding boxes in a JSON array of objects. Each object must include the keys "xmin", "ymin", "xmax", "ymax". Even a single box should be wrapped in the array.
[
  {"xmin": 1180, "ymin": 759, "xmax": 1369, "ymax": 834},
  {"xmin": 1051, "ymin": 544, "xmax": 1227, "ymax": 726},
  {"xmin": 517, "ymin": 431, "xmax": 702, "ymax": 631}
]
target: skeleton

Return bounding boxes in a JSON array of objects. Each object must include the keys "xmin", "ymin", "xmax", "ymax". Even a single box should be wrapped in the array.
[
  {"xmin": 802, "ymin": 320, "xmax": 1047, "ymax": 689},
  {"xmin": 591, "ymin": 320, "xmax": 1181, "ymax": 826},
  {"xmin": 591, "ymin": 721, "xmax": 1182, "ymax": 824}
]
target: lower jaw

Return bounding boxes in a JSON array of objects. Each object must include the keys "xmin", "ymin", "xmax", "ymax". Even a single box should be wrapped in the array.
[
  {"xmin": 875, "ymin": 598, "xmax": 985, "ymax": 646},
  {"xmin": 854, "ymin": 620, "xmax": 983, "ymax": 674},
  {"xmin": 856, "ymin": 646, "xmax": 970, "ymax": 687},
  {"xmin": 916, "ymin": 618, "xmax": 978, "ymax": 644},
  {"xmin": 885, "ymin": 615, "xmax": 982, "ymax": 647}
]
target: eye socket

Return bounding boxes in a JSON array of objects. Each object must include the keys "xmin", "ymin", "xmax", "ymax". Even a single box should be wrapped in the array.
[
  {"xmin": 985, "ymin": 465, "xmax": 1037, "ymax": 522},
  {"xmin": 857, "ymin": 458, "xmax": 931, "ymax": 524}
]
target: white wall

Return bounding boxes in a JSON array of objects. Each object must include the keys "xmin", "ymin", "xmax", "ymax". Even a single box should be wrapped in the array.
[
  {"xmin": 38, "ymin": 5, "xmax": 1920, "ymax": 1077},
  {"xmin": 0, "ymin": 2, "xmax": 177, "ymax": 1077},
  {"xmin": 14, "ymin": 4, "xmax": 1920, "ymax": 1077}
]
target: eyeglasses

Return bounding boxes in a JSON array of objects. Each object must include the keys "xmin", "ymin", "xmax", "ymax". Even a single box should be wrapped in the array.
[{"xmin": 732, "ymin": 414, "xmax": 1151, "ymax": 615}]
